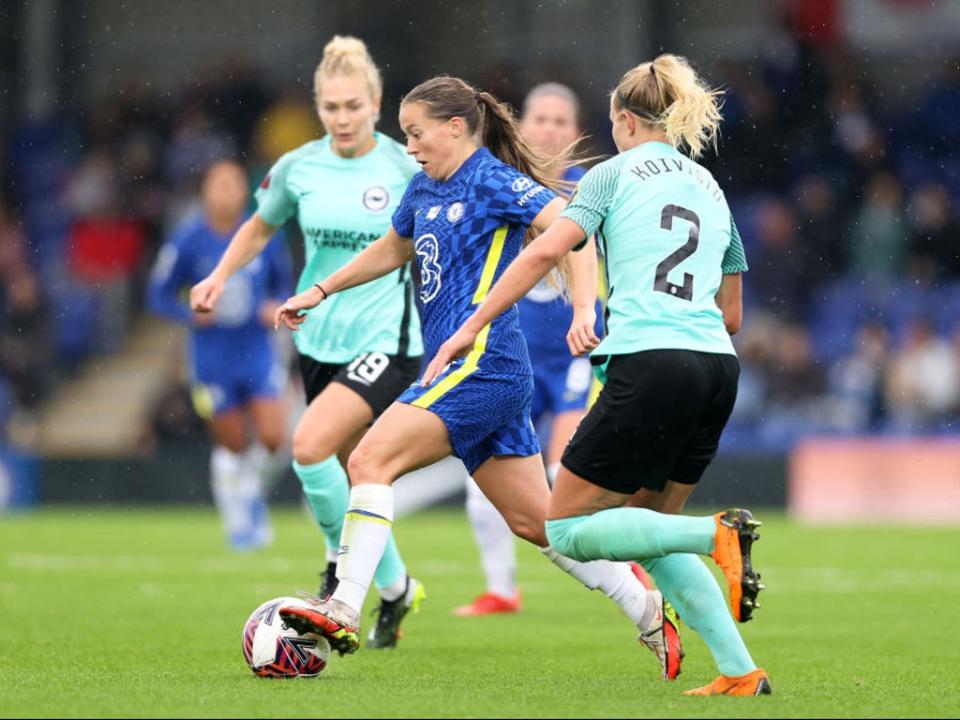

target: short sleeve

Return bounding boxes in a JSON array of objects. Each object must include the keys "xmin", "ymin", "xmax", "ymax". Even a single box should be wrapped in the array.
[
  {"xmin": 721, "ymin": 216, "xmax": 749, "ymax": 274},
  {"xmin": 254, "ymin": 151, "xmax": 299, "ymax": 227},
  {"xmin": 391, "ymin": 177, "xmax": 419, "ymax": 238},
  {"xmin": 559, "ymin": 160, "xmax": 620, "ymax": 239},
  {"xmin": 480, "ymin": 165, "xmax": 557, "ymax": 227}
]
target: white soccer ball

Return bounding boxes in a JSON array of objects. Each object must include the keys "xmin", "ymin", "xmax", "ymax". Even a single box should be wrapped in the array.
[{"xmin": 241, "ymin": 596, "xmax": 330, "ymax": 678}]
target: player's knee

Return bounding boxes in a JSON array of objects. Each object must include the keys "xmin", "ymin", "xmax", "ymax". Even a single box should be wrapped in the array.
[
  {"xmin": 507, "ymin": 514, "xmax": 548, "ymax": 547},
  {"xmin": 291, "ymin": 426, "xmax": 333, "ymax": 466},
  {"xmin": 346, "ymin": 444, "xmax": 377, "ymax": 485},
  {"xmin": 259, "ymin": 430, "xmax": 285, "ymax": 455}
]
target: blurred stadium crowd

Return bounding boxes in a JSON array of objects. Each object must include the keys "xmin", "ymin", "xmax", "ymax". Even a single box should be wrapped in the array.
[{"xmin": 2, "ymin": 26, "xmax": 959, "ymax": 454}]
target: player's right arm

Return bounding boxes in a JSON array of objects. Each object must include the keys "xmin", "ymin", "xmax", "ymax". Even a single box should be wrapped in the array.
[
  {"xmin": 190, "ymin": 214, "xmax": 279, "ymax": 313},
  {"xmin": 274, "ymin": 227, "xmax": 412, "ymax": 331}
]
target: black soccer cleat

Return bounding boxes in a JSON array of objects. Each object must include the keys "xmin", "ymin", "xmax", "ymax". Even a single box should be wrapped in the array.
[
  {"xmin": 365, "ymin": 577, "xmax": 426, "ymax": 649},
  {"xmin": 319, "ymin": 561, "xmax": 339, "ymax": 600}
]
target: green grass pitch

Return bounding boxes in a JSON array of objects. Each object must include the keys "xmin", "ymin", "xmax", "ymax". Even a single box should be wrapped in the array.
[{"xmin": 2, "ymin": 506, "xmax": 959, "ymax": 718}]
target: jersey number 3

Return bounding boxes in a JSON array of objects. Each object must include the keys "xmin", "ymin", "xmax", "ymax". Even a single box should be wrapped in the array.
[{"xmin": 654, "ymin": 204, "xmax": 699, "ymax": 302}]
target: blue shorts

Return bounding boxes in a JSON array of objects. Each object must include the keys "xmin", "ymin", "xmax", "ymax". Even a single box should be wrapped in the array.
[
  {"xmin": 397, "ymin": 363, "xmax": 540, "ymax": 475},
  {"xmin": 192, "ymin": 352, "xmax": 285, "ymax": 417},
  {"xmin": 529, "ymin": 348, "xmax": 594, "ymax": 421}
]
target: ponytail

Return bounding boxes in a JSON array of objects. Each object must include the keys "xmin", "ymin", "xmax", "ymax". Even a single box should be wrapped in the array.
[{"xmin": 613, "ymin": 54, "xmax": 723, "ymax": 159}]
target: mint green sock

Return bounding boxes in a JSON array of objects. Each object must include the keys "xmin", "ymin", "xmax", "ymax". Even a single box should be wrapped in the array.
[
  {"xmin": 545, "ymin": 508, "xmax": 715, "ymax": 562},
  {"xmin": 293, "ymin": 457, "xmax": 406, "ymax": 592},
  {"xmin": 643, "ymin": 554, "xmax": 756, "ymax": 677},
  {"xmin": 294, "ymin": 457, "xmax": 349, "ymax": 555}
]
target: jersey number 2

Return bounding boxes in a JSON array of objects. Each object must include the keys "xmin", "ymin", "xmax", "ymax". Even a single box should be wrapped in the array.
[{"xmin": 654, "ymin": 204, "xmax": 699, "ymax": 301}]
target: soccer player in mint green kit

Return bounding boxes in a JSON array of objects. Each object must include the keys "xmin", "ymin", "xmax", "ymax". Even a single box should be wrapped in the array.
[
  {"xmin": 190, "ymin": 36, "xmax": 424, "ymax": 649},
  {"xmin": 426, "ymin": 55, "xmax": 771, "ymax": 697}
]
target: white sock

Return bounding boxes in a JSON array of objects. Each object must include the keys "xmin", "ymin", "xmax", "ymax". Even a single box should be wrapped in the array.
[
  {"xmin": 465, "ymin": 476, "xmax": 517, "ymax": 597},
  {"xmin": 247, "ymin": 443, "xmax": 290, "ymax": 492},
  {"xmin": 241, "ymin": 447, "xmax": 273, "ymax": 546},
  {"xmin": 378, "ymin": 575, "xmax": 408, "ymax": 603},
  {"xmin": 210, "ymin": 447, "xmax": 253, "ymax": 539},
  {"xmin": 540, "ymin": 546, "xmax": 654, "ymax": 627},
  {"xmin": 331, "ymin": 484, "xmax": 395, "ymax": 613}
]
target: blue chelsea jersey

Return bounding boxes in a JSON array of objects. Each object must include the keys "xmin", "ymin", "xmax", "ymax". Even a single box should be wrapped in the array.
[
  {"xmin": 147, "ymin": 213, "xmax": 294, "ymax": 369},
  {"xmin": 392, "ymin": 148, "xmax": 558, "ymax": 376}
]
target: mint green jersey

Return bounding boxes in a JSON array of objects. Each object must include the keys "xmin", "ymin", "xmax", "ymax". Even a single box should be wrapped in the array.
[
  {"xmin": 561, "ymin": 141, "xmax": 747, "ymax": 359},
  {"xmin": 255, "ymin": 133, "xmax": 424, "ymax": 363}
]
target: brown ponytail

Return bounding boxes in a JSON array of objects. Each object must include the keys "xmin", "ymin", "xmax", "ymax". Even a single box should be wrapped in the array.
[{"xmin": 401, "ymin": 76, "xmax": 575, "ymax": 198}]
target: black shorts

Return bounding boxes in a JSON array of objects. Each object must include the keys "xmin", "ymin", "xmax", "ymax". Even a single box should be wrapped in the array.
[
  {"xmin": 299, "ymin": 352, "xmax": 422, "ymax": 418},
  {"xmin": 561, "ymin": 350, "xmax": 739, "ymax": 495}
]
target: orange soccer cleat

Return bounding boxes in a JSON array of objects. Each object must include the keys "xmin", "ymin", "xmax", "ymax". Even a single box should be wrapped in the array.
[
  {"xmin": 683, "ymin": 668, "xmax": 772, "ymax": 696},
  {"xmin": 709, "ymin": 508, "xmax": 765, "ymax": 622},
  {"xmin": 452, "ymin": 591, "xmax": 521, "ymax": 617}
]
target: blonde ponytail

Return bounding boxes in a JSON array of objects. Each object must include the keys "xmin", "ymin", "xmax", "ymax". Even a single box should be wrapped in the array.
[
  {"xmin": 314, "ymin": 35, "xmax": 383, "ymax": 102},
  {"xmin": 613, "ymin": 54, "xmax": 722, "ymax": 159}
]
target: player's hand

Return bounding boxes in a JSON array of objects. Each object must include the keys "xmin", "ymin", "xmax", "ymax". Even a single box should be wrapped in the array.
[
  {"xmin": 192, "ymin": 311, "xmax": 216, "ymax": 328},
  {"xmin": 566, "ymin": 305, "xmax": 600, "ymax": 356},
  {"xmin": 258, "ymin": 300, "xmax": 282, "ymax": 328},
  {"xmin": 421, "ymin": 325, "xmax": 478, "ymax": 386},
  {"xmin": 190, "ymin": 274, "xmax": 225, "ymax": 313},
  {"xmin": 274, "ymin": 286, "xmax": 325, "ymax": 331}
]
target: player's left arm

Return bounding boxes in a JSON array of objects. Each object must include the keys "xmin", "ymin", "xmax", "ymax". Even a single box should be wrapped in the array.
[
  {"xmin": 716, "ymin": 273, "xmax": 742, "ymax": 335},
  {"xmin": 717, "ymin": 215, "xmax": 747, "ymax": 335}
]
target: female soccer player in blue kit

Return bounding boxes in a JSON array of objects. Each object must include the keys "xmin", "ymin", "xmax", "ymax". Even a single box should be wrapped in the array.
[
  {"xmin": 190, "ymin": 36, "xmax": 424, "ymax": 648},
  {"xmin": 426, "ymin": 55, "xmax": 770, "ymax": 697},
  {"xmin": 455, "ymin": 82, "xmax": 610, "ymax": 617},
  {"xmin": 148, "ymin": 159, "xmax": 292, "ymax": 551},
  {"xmin": 276, "ymin": 76, "xmax": 683, "ymax": 681}
]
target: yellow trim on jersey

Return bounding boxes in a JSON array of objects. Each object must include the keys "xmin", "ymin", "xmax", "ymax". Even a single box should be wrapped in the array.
[
  {"xmin": 414, "ymin": 226, "xmax": 507, "ymax": 410},
  {"xmin": 471, "ymin": 225, "xmax": 508, "ymax": 304},
  {"xmin": 412, "ymin": 323, "xmax": 491, "ymax": 409}
]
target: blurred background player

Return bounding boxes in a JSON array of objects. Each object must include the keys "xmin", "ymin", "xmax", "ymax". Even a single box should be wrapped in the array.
[
  {"xmin": 148, "ymin": 158, "xmax": 293, "ymax": 551},
  {"xmin": 455, "ymin": 82, "xmax": 607, "ymax": 617},
  {"xmin": 189, "ymin": 36, "xmax": 426, "ymax": 649}
]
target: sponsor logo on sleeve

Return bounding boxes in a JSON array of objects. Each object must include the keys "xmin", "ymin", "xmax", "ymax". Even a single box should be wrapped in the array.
[{"xmin": 512, "ymin": 177, "xmax": 534, "ymax": 193}]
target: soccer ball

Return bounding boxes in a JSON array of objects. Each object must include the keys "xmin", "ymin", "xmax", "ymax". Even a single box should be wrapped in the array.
[{"xmin": 241, "ymin": 596, "xmax": 330, "ymax": 678}]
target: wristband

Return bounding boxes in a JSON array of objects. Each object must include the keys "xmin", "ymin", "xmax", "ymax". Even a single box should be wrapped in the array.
[{"xmin": 314, "ymin": 283, "xmax": 329, "ymax": 300}]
